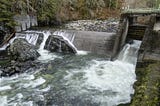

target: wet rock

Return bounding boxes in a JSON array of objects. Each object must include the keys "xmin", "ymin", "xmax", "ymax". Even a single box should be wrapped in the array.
[
  {"xmin": 8, "ymin": 38, "xmax": 40, "ymax": 62},
  {"xmin": 35, "ymin": 33, "xmax": 44, "ymax": 49},
  {"xmin": 0, "ymin": 60, "xmax": 43, "ymax": 77},
  {"xmin": 45, "ymin": 35, "xmax": 77, "ymax": 54}
]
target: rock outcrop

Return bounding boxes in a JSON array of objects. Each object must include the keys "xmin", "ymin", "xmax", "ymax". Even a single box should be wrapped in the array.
[
  {"xmin": 45, "ymin": 35, "xmax": 77, "ymax": 54},
  {"xmin": 8, "ymin": 38, "xmax": 40, "ymax": 61}
]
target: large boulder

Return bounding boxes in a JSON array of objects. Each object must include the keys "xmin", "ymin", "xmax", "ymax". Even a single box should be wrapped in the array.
[
  {"xmin": 8, "ymin": 38, "xmax": 40, "ymax": 61},
  {"xmin": 44, "ymin": 35, "xmax": 77, "ymax": 54}
]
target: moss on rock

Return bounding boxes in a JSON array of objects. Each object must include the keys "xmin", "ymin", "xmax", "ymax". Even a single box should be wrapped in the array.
[{"xmin": 130, "ymin": 61, "xmax": 160, "ymax": 106}]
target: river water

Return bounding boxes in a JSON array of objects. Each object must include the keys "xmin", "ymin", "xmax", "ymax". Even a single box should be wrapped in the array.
[{"xmin": 0, "ymin": 31, "xmax": 141, "ymax": 106}]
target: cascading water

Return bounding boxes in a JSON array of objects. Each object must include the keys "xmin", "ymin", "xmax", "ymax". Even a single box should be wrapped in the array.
[
  {"xmin": 53, "ymin": 30, "xmax": 88, "ymax": 55},
  {"xmin": 36, "ymin": 31, "xmax": 60, "ymax": 62},
  {"xmin": 53, "ymin": 30, "xmax": 78, "ymax": 53},
  {"xmin": 25, "ymin": 33, "xmax": 39, "ymax": 45},
  {"xmin": 24, "ymin": 30, "xmax": 61, "ymax": 62},
  {"xmin": 0, "ymin": 30, "xmax": 141, "ymax": 106}
]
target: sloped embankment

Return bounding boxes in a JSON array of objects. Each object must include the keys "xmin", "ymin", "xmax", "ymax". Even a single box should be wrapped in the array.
[{"xmin": 131, "ymin": 61, "xmax": 160, "ymax": 106}]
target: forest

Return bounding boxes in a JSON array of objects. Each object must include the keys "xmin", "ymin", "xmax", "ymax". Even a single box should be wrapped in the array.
[{"xmin": 0, "ymin": 0, "xmax": 123, "ymax": 30}]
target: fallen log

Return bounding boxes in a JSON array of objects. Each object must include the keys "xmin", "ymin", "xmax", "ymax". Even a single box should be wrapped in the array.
[{"xmin": 0, "ymin": 31, "xmax": 16, "ymax": 47}]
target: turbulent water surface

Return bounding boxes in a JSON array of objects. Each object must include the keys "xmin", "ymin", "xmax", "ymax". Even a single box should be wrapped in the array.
[{"xmin": 0, "ymin": 30, "xmax": 141, "ymax": 106}]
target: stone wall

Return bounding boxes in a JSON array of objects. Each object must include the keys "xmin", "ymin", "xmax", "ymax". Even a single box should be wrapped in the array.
[{"xmin": 14, "ymin": 15, "xmax": 38, "ymax": 32}]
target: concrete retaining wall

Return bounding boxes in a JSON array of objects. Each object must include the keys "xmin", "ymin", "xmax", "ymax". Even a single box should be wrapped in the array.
[
  {"xmin": 14, "ymin": 15, "xmax": 37, "ymax": 32},
  {"xmin": 62, "ymin": 30, "xmax": 119, "ymax": 58}
]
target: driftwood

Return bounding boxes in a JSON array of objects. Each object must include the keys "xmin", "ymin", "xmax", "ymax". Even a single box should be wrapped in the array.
[{"xmin": 0, "ymin": 31, "xmax": 16, "ymax": 47}]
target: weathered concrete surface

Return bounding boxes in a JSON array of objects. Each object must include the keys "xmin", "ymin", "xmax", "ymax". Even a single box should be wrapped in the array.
[
  {"xmin": 137, "ymin": 16, "xmax": 160, "ymax": 61},
  {"xmin": 14, "ymin": 15, "xmax": 37, "ymax": 32},
  {"xmin": 72, "ymin": 31, "xmax": 119, "ymax": 57},
  {"xmin": 153, "ymin": 21, "xmax": 160, "ymax": 31}
]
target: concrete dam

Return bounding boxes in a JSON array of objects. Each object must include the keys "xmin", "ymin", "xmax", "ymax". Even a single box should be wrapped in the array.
[{"xmin": 15, "ymin": 30, "xmax": 119, "ymax": 59}]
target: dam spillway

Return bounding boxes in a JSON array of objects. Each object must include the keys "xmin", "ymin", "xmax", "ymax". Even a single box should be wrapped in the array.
[{"xmin": 16, "ymin": 30, "xmax": 119, "ymax": 58}]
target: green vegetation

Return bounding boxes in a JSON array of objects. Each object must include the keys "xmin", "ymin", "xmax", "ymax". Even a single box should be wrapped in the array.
[
  {"xmin": 0, "ymin": 0, "xmax": 16, "ymax": 30},
  {"xmin": 0, "ymin": 0, "xmax": 122, "ymax": 28},
  {"xmin": 130, "ymin": 61, "xmax": 160, "ymax": 106}
]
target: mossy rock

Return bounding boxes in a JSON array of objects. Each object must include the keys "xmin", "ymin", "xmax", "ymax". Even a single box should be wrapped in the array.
[{"xmin": 130, "ymin": 61, "xmax": 160, "ymax": 106}]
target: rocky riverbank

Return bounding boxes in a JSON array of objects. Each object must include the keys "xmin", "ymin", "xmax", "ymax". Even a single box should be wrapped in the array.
[{"xmin": 63, "ymin": 19, "xmax": 119, "ymax": 33}]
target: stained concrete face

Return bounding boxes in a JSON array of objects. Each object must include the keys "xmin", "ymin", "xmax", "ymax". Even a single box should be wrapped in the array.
[
  {"xmin": 57, "ymin": 30, "xmax": 119, "ymax": 57},
  {"xmin": 153, "ymin": 21, "xmax": 160, "ymax": 31},
  {"xmin": 14, "ymin": 15, "xmax": 38, "ymax": 32}
]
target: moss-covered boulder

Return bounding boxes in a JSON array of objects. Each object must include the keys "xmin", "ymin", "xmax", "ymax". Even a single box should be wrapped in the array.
[{"xmin": 8, "ymin": 38, "xmax": 40, "ymax": 62}]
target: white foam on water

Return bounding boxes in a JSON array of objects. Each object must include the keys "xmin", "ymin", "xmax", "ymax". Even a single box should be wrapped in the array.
[
  {"xmin": 8, "ymin": 93, "xmax": 24, "ymax": 104},
  {"xmin": 0, "ymin": 70, "xmax": 49, "ymax": 105},
  {"xmin": 22, "ymin": 101, "xmax": 33, "ymax": 106},
  {"xmin": 36, "ymin": 31, "xmax": 61, "ymax": 62},
  {"xmin": 37, "ymin": 49, "xmax": 60, "ymax": 63},
  {"xmin": 23, "ymin": 77, "xmax": 46, "ymax": 88},
  {"xmin": 0, "ymin": 85, "xmax": 12, "ymax": 91},
  {"xmin": 64, "ymin": 40, "xmax": 141, "ymax": 106},
  {"xmin": 84, "ymin": 60, "xmax": 135, "ymax": 105},
  {"xmin": 76, "ymin": 50, "xmax": 89, "ymax": 55},
  {"xmin": 0, "ymin": 96, "xmax": 7, "ymax": 106},
  {"xmin": 37, "ymin": 86, "xmax": 51, "ymax": 92}
]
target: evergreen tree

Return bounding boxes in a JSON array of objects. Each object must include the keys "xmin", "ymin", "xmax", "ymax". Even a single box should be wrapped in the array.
[{"xmin": 0, "ymin": 0, "xmax": 16, "ymax": 30}]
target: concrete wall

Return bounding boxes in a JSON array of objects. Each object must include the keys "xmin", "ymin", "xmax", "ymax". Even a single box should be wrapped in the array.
[
  {"xmin": 14, "ymin": 15, "xmax": 38, "ymax": 32},
  {"xmin": 72, "ymin": 31, "xmax": 119, "ymax": 58},
  {"xmin": 138, "ymin": 16, "xmax": 160, "ymax": 61}
]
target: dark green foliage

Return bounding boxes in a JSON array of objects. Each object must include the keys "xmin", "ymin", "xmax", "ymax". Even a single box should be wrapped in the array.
[
  {"xmin": 0, "ymin": 0, "xmax": 122, "ymax": 28},
  {"xmin": 35, "ymin": 0, "xmax": 60, "ymax": 23},
  {"xmin": 0, "ymin": 0, "xmax": 16, "ymax": 29}
]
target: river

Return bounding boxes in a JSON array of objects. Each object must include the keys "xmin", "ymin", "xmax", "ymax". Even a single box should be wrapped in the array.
[{"xmin": 0, "ymin": 30, "xmax": 141, "ymax": 106}]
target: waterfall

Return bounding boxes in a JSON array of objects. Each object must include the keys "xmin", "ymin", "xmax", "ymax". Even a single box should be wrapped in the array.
[
  {"xmin": 53, "ymin": 30, "xmax": 88, "ymax": 55},
  {"xmin": 118, "ymin": 40, "xmax": 141, "ymax": 65},
  {"xmin": 35, "ymin": 31, "xmax": 60, "ymax": 62},
  {"xmin": 25, "ymin": 33, "xmax": 39, "ymax": 45},
  {"xmin": 39, "ymin": 31, "xmax": 50, "ymax": 50},
  {"xmin": 53, "ymin": 30, "xmax": 78, "ymax": 53}
]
